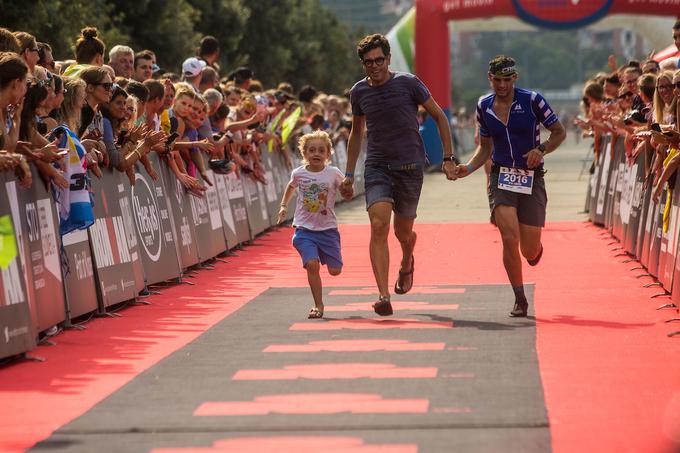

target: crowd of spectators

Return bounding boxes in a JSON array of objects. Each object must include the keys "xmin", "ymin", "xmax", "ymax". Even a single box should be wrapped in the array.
[
  {"xmin": 0, "ymin": 26, "xmax": 353, "ymax": 206},
  {"xmin": 575, "ymin": 20, "xmax": 680, "ymax": 202}
]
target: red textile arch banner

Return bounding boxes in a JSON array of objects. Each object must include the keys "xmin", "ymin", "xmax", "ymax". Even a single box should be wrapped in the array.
[{"xmin": 415, "ymin": 0, "xmax": 680, "ymax": 109}]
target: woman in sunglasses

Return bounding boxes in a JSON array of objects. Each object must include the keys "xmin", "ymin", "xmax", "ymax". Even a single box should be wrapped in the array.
[
  {"xmin": 13, "ymin": 31, "xmax": 39, "ymax": 74},
  {"xmin": 653, "ymin": 71, "xmax": 677, "ymax": 127},
  {"xmin": 650, "ymin": 70, "xmax": 680, "ymax": 203},
  {"xmin": 78, "ymin": 66, "xmax": 112, "ymax": 170}
]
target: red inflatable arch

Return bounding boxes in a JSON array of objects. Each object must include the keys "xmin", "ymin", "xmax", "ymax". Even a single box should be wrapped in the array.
[{"xmin": 415, "ymin": 0, "xmax": 680, "ymax": 113}]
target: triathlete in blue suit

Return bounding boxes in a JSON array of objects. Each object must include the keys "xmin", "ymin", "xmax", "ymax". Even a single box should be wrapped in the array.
[{"xmin": 454, "ymin": 56, "xmax": 566, "ymax": 317}]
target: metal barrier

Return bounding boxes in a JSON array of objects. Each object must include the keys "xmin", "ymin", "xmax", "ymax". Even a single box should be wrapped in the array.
[
  {"xmin": 0, "ymin": 135, "xmax": 372, "ymax": 360},
  {"xmin": 586, "ymin": 133, "xmax": 680, "ymax": 337}
]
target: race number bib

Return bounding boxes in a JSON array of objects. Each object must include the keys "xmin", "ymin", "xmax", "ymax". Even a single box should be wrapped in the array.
[{"xmin": 498, "ymin": 167, "xmax": 534, "ymax": 195}]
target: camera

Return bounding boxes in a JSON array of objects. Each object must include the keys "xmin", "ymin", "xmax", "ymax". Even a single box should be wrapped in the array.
[{"xmin": 623, "ymin": 110, "xmax": 646, "ymax": 126}]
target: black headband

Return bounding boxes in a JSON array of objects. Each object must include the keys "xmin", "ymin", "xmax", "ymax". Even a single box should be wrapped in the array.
[{"xmin": 489, "ymin": 60, "xmax": 517, "ymax": 77}]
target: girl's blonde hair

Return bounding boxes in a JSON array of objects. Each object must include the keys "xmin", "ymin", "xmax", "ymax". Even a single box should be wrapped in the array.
[{"xmin": 298, "ymin": 130, "xmax": 333, "ymax": 164}]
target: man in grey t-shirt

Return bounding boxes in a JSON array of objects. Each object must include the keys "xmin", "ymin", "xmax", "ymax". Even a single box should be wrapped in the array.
[{"xmin": 341, "ymin": 33, "xmax": 457, "ymax": 316}]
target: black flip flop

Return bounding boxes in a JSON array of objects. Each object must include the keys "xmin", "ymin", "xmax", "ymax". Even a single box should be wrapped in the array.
[
  {"xmin": 372, "ymin": 296, "xmax": 393, "ymax": 316},
  {"xmin": 394, "ymin": 255, "xmax": 414, "ymax": 295}
]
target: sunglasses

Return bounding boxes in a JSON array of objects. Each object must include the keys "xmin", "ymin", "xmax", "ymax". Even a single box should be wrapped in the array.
[
  {"xmin": 618, "ymin": 91, "xmax": 634, "ymax": 99},
  {"xmin": 94, "ymin": 82, "xmax": 114, "ymax": 91},
  {"xmin": 657, "ymin": 84, "xmax": 673, "ymax": 90},
  {"xmin": 27, "ymin": 78, "xmax": 51, "ymax": 89},
  {"xmin": 362, "ymin": 56, "xmax": 386, "ymax": 67},
  {"xmin": 624, "ymin": 79, "xmax": 638, "ymax": 85}
]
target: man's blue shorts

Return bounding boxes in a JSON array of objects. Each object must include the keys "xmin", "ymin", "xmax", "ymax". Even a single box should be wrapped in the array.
[
  {"xmin": 364, "ymin": 163, "xmax": 424, "ymax": 219},
  {"xmin": 292, "ymin": 227, "xmax": 343, "ymax": 269}
]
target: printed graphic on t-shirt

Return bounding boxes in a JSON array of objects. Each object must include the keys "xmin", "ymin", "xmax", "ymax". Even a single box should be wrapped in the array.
[{"xmin": 300, "ymin": 182, "xmax": 329, "ymax": 216}]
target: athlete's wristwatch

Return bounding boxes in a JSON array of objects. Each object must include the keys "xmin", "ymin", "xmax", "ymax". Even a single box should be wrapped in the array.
[
  {"xmin": 442, "ymin": 155, "xmax": 457, "ymax": 162},
  {"xmin": 537, "ymin": 143, "xmax": 547, "ymax": 155}
]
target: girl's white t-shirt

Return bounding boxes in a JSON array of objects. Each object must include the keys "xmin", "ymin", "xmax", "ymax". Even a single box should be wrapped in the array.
[{"xmin": 290, "ymin": 165, "xmax": 344, "ymax": 231}]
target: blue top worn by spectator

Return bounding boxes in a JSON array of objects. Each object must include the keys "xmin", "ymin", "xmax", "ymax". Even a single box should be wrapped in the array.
[
  {"xmin": 476, "ymin": 87, "xmax": 558, "ymax": 169},
  {"xmin": 350, "ymin": 71, "xmax": 430, "ymax": 167}
]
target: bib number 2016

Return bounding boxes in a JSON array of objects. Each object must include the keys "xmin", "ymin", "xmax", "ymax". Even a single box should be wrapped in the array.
[{"xmin": 498, "ymin": 167, "xmax": 534, "ymax": 195}]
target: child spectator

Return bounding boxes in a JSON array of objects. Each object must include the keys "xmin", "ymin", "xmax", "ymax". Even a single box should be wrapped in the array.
[{"xmin": 277, "ymin": 130, "xmax": 349, "ymax": 319}]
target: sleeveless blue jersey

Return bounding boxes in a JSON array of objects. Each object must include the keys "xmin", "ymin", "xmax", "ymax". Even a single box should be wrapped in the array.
[{"xmin": 476, "ymin": 88, "xmax": 558, "ymax": 169}]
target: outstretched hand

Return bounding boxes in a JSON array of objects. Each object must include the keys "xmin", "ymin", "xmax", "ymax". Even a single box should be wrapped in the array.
[{"xmin": 453, "ymin": 164, "xmax": 471, "ymax": 179}]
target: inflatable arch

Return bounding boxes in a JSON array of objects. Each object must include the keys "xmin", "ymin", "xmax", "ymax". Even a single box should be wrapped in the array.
[{"xmin": 409, "ymin": 0, "xmax": 680, "ymax": 164}]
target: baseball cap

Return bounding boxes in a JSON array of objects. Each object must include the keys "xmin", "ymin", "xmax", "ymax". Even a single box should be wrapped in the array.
[{"xmin": 182, "ymin": 57, "xmax": 206, "ymax": 77}]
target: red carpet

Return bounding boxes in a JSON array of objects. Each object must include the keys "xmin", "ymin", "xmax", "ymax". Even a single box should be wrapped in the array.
[{"xmin": 0, "ymin": 222, "xmax": 678, "ymax": 452}]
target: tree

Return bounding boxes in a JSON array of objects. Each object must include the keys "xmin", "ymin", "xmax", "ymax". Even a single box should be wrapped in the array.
[{"xmin": 0, "ymin": 0, "xmax": 360, "ymax": 93}]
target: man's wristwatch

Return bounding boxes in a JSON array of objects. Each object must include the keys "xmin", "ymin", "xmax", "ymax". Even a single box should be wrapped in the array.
[
  {"xmin": 442, "ymin": 155, "xmax": 456, "ymax": 162},
  {"xmin": 537, "ymin": 143, "xmax": 547, "ymax": 155}
]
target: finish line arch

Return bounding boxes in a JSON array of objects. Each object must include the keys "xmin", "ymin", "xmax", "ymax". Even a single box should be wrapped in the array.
[{"xmin": 413, "ymin": 0, "xmax": 680, "ymax": 164}]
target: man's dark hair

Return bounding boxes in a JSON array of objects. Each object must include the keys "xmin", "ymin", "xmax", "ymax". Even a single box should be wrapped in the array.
[
  {"xmin": 126, "ymin": 80, "xmax": 149, "ymax": 103},
  {"xmin": 356, "ymin": 34, "xmax": 390, "ymax": 60},
  {"xmin": 605, "ymin": 73, "xmax": 620, "ymax": 85},
  {"xmin": 228, "ymin": 66, "xmax": 253, "ymax": 84},
  {"xmin": 143, "ymin": 79, "xmax": 164, "ymax": 101},
  {"xmin": 673, "ymin": 19, "xmax": 680, "ymax": 30},
  {"xmin": 37, "ymin": 42, "xmax": 52, "ymax": 65},
  {"xmin": 199, "ymin": 35, "xmax": 219, "ymax": 56},
  {"xmin": 134, "ymin": 50, "xmax": 154, "ymax": 69},
  {"xmin": 638, "ymin": 73, "xmax": 656, "ymax": 100},
  {"xmin": 298, "ymin": 85, "xmax": 317, "ymax": 103}
]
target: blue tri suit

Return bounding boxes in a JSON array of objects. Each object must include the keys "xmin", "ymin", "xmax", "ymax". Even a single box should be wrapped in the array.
[{"xmin": 476, "ymin": 87, "xmax": 559, "ymax": 170}]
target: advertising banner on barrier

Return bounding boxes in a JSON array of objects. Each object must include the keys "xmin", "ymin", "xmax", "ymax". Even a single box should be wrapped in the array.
[
  {"xmin": 0, "ymin": 174, "xmax": 35, "ymax": 359},
  {"xmin": 636, "ymin": 176, "xmax": 653, "ymax": 262},
  {"xmin": 213, "ymin": 173, "xmax": 238, "ymax": 249},
  {"xmin": 61, "ymin": 228, "xmax": 98, "ymax": 319},
  {"xmin": 131, "ymin": 155, "xmax": 182, "ymax": 285},
  {"xmin": 189, "ymin": 167, "xmax": 226, "ymax": 261},
  {"xmin": 622, "ymin": 153, "xmax": 645, "ymax": 256},
  {"xmin": 604, "ymin": 139, "xmax": 619, "ymax": 231},
  {"xmin": 88, "ymin": 170, "xmax": 144, "ymax": 308},
  {"xmin": 160, "ymin": 163, "xmax": 200, "ymax": 269},
  {"xmin": 648, "ymin": 189, "xmax": 665, "ymax": 278},
  {"xmin": 225, "ymin": 172, "xmax": 250, "ymax": 244},
  {"xmin": 659, "ymin": 172, "xmax": 680, "ymax": 291},
  {"xmin": 593, "ymin": 138, "xmax": 611, "ymax": 225},
  {"xmin": 589, "ymin": 144, "xmax": 604, "ymax": 223},
  {"xmin": 260, "ymin": 148, "xmax": 285, "ymax": 227},
  {"xmin": 610, "ymin": 139, "xmax": 626, "ymax": 239},
  {"xmin": 6, "ymin": 168, "xmax": 65, "ymax": 332},
  {"xmin": 242, "ymin": 172, "xmax": 269, "ymax": 238},
  {"xmin": 334, "ymin": 140, "xmax": 348, "ymax": 176}
]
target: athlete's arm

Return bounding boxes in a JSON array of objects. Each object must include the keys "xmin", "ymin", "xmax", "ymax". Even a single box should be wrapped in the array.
[
  {"xmin": 455, "ymin": 135, "xmax": 492, "ymax": 178},
  {"xmin": 524, "ymin": 120, "xmax": 567, "ymax": 169},
  {"xmin": 421, "ymin": 97, "xmax": 455, "ymax": 159},
  {"xmin": 540, "ymin": 120, "xmax": 566, "ymax": 156}
]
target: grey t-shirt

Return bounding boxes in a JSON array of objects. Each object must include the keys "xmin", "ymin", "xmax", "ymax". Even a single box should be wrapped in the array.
[{"xmin": 350, "ymin": 71, "xmax": 431, "ymax": 167}]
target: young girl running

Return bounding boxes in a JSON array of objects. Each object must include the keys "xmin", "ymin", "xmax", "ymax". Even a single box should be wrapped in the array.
[{"xmin": 277, "ymin": 130, "xmax": 349, "ymax": 319}]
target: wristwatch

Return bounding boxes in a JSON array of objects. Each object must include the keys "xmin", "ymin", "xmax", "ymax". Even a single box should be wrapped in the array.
[
  {"xmin": 442, "ymin": 155, "xmax": 457, "ymax": 162},
  {"xmin": 537, "ymin": 143, "xmax": 547, "ymax": 154}
]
